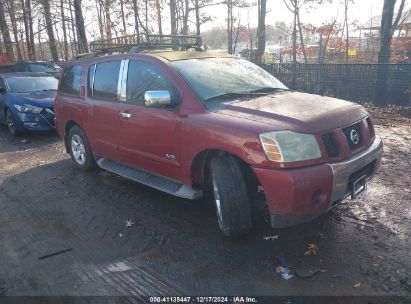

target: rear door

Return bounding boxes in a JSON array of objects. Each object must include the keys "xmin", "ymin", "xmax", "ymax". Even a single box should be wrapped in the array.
[
  {"xmin": 117, "ymin": 59, "xmax": 182, "ymax": 181},
  {"xmin": 85, "ymin": 60, "xmax": 122, "ymax": 159}
]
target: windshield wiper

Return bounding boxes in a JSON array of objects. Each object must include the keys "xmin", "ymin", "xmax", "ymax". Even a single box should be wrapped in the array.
[
  {"xmin": 248, "ymin": 87, "xmax": 289, "ymax": 94},
  {"xmin": 204, "ymin": 92, "xmax": 266, "ymax": 102},
  {"xmin": 41, "ymin": 89, "xmax": 57, "ymax": 91}
]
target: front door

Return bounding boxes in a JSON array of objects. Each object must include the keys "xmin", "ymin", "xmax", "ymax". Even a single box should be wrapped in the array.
[{"xmin": 117, "ymin": 59, "xmax": 182, "ymax": 181}]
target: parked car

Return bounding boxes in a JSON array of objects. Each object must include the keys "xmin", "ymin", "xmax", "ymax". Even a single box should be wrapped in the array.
[
  {"xmin": 13, "ymin": 61, "xmax": 62, "ymax": 78},
  {"xmin": 55, "ymin": 35, "xmax": 383, "ymax": 237},
  {"xmin": 0, "ymin": 72, "xmax": 58, "ymax": 135}
]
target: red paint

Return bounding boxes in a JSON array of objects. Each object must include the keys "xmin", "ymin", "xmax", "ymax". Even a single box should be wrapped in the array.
[{"xmin": 55, "ymin": 53, "xmax": 377, "ymax": 219}]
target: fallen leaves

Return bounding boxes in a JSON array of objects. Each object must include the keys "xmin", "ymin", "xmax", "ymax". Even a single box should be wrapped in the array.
[
  {"xmin": 263, "ymin": 235, "xmax": 279, "ymax": 241},
  {"xmin": 353, "ymin": 282, "xmax": 362, "ymax": 288},
  {"xmin": 304, "ymin": 243, "xmax": 319, "ymax": 256},
  {"xmin": 125, "ymin": 219, "xmax": 135, "ymax": 227},
  {"xmin": 377, "ymin": 255, "xmax": 384, "ymax": 260}
]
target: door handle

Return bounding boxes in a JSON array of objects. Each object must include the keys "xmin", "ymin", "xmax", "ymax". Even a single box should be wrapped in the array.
[{"xmin": 120, "ymin": 112, "xmax": 132, "ymax": 118}]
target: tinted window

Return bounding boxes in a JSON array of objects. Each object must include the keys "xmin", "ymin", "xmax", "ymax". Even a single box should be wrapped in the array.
[
  {"xmin": 60, "ymin": 65, "xmax": 82, "ymax": 96},
  {"xmin": 126, "ymin": 61, "xmax": 176, "ymax": 104},
  {"xmin": 6, "ymin": 76, "xmax": 58, "ymax": 93},
  {"xmin": 91, "ymin": 61, "xmax": 121, "ymax": 101}
]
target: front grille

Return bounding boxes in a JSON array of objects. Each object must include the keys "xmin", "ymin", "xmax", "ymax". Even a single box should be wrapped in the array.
[
  {"xmin": 322, "ymin": 132, "xmax": 339, "ymax": 157},
  {"xmin": 40, "ymin": 108, "xmax": 56, "ymax": 127},
  {"xmin": 343, "ymin": 123, "xmax": 362, "ymax": 149}
]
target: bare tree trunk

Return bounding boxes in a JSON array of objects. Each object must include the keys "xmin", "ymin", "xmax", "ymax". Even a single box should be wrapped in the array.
[
  {"xmin": 41, "ymin": 0, "xmax": 59, "ymax": 61},
  {"xmin": 38, "ymin": 17, "xmax": 44, "ymax": 60},
  {"xmin": 74, "ymin": 0, "xmax": 89, "ymax": 53},
  {"xmin": 6, "ymin": 0, "xmax": 23, "ymax": 60},
  {"xmin": 132, "ymin": 0, "xmax": 141, "ymax": 41},
  {"xmin": 375, "ymin": 0, "xmax": 397, "ymax": 105},
  {"xmin": 104, "ymin": 0, "xmax": 112, "ymax": 39},
  {"xmin": 296, "ymin": 9, "xmax": 307, "ymax": 63},
  {"xmin": 344, "ymin": 0, "xmax": 349, "ymax": 63},
  {"xmin": 60, "ymin": 0, "xmax": 69, "ymax": 60},
  {"xmin": 170, "ymin": 0, "xmax": 177, "ymax": 34},
  {"xmin": 69, "ymin": 0, "xmax": 79, "ymax": 53},
  {"xmin": 21, "ymin": 0, "xmax": 34, "ymax": 60},
  {"xmin": 182, "ymin": 0, "xmax": 189, "ymax": 34},
  {"xmin": 255, "ymin": 0, "xmax": 266, "ymax": 63},
  {"xmin": 95, "ymin": 0, "xmax": 105, "ymax": 39},
  {"xmin": 0, "ymin": 0, "xmax": 15, "ymax": 61},
  {"xmin": 155, "ymin": 0, "xmax": 163, "ymax": 35},
  {"xmin": 292, "ymin": 9, "xmax": 297, "ymax": 64},
  {"xmin": 195, "ymin": 0, "xmax": 200, "ymax": 35},
  {"xmin": 227, "ymin": 0, "xmax": 233, "ymax": 54},
  {"xmin": 119, "ymin": 0, "xmax": 127, "ymax": 35},
  {"xmin": 26, "ymin": 0, "xmax": 36, "ymax": 59}
]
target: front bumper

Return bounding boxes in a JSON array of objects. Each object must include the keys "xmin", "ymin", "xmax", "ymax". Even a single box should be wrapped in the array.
[
  {"xmin": 252, "ymin": 136, "xmax": 383, "ymax": 228},
  {"xmin": 14, "ymin": 111, "xmax": 56, "ymax": 132}
]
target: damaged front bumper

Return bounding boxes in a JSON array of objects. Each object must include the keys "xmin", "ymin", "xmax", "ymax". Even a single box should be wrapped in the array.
[{"xmin": 252, "ymin": 136, "xmax": 383, "ymax": 228}]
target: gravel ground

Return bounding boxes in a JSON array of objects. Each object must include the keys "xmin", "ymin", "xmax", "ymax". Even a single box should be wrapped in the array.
[{"xmin": 0, "ymin": 107, "xmax": 410, "ymax": 301}]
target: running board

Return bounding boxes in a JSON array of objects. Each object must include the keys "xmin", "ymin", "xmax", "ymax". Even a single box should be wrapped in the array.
[{"xmin": 96, "ymin": 158, "xmax": 202, "ymax": 200}]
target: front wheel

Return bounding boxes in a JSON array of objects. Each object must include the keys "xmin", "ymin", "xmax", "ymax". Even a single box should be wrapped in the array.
[
  {"xmin": 210, "ymin": 156, "xmax": 253, "ymax": 237},
  {"xmin": 6, "ymin": 109, "xmax": 18, "ymax": 136},
  {"xmin": 68, "ymin": 125, "xmax": 96, "ymax": 171}
]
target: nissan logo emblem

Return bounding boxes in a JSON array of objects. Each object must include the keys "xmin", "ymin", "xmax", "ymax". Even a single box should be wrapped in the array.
[{"xmin": 350, "ymin": 129, "xmax": 360, "ymax": 145}]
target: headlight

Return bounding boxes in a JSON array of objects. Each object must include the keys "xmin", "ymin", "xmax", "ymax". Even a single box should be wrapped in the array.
[
  {"xmin": 13, "ymin": 104, "xmax": 43, "ymax": 113},
  {"xmin": 259, "ymin": 131, "xmax": 322, "ymax": 162}
]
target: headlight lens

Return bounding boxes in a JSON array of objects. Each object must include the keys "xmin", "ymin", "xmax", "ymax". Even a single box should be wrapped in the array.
[
  {"xmin": 259, "ymin": 131, "xmax": 322, "ymax": 162},
  {"xmin": 13, "ymin": 104, "xmax": 43, "ymax": 113}
]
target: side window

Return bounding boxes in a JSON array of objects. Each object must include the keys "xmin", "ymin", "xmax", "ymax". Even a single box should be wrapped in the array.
[
  {"xmin": 126, "ymin": 61, "xmax": 177, "ymax": 105},
  {"xmin": 90, "ymin": 60, "xmax": 121, "ymax": 101},
  {"xmin": 60, "ymin": 65, "xmax": 83, "ymax": 96}
]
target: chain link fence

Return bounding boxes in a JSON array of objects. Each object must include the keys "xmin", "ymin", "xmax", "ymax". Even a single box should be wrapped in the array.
[{"xmin": 260, "ymin": 63, "xmax": 411, "ymax": 105}]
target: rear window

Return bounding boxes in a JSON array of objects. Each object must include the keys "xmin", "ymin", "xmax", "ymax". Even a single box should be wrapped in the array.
[
  {"xmin": 60, "ymin": 65, "xmax": 82, "ymax": 96},
  {"xmin": 88, "ymin": 60, "xmax": 121, "ymax": 101}
]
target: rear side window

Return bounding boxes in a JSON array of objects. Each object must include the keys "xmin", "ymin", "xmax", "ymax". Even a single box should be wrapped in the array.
[
  {"xmin": 89, "ymin": 60, "xmax": 121, "ymax": 101},
  {"xmin": 60, "ymin": 65, "xmax": 82, "ymax": 96},
  {"xmin": 126, "ymin": 60, "xmax": 176, "ymax": 104}
]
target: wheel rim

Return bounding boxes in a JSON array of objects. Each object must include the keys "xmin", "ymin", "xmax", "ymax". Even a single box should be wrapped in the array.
[
  {"xmin": 212, "ymin": 173, "xmax": 222, "ymax": 219},
  {"xmin": 6, "ymin": 110, "xmax": 16, "ymax": 135},
  {"xmin": 71, "ymin": 134, "xmax": 86, "ymax": 165}
]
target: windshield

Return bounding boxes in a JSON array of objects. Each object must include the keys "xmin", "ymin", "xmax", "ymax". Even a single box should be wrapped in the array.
[
  {"xmin": 5, "ymin": 76, "xmax": 58, "ymax": 93},
  {"xmin": 171, "ymin": 57, "xmax": 288, "ymax": 102},
  {"xmin": 29, "ymin": 62, "xmax": 61, "ymax": 73}
]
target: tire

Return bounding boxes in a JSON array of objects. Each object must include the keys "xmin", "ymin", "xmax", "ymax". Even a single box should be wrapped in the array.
[
  {"xmin": 210, "ymin": 155, "xmax": 253, "ymax": 237},
  {"xmin": 68, "ymin": 125, "xmax": 96, "ymax": 171},
  {"xmin": 5, "ymin": 109, "xmax": 18, "ymax": 136}
]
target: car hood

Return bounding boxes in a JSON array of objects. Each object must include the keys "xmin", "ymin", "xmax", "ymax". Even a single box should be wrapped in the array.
[
  {"xmin": 213, "ymin": 91, "xmax": 369, "ymax": 133},
  {"xmin": 9, "ymin": 91, "xmax": 56, "ymax": 109}
]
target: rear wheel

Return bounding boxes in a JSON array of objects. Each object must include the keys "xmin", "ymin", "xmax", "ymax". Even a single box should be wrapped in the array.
[
  {"xmin": 68, "ymin": 125, "xmax": 96, "ymax": 170},
  {"xmin": 210, "ymin": 156, "xmax": 253, "ymax": 237},
  {"xmin": 5, "ymin": 109, "xmax": 18, "ymax": 136}
]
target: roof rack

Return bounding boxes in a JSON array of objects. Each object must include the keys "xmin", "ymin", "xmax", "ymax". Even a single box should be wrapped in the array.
[{"xmin": 89, "ymin": 34, "xmax": 203, "ymax": 54}]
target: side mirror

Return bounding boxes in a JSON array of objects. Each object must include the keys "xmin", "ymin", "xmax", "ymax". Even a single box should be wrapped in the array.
[{"xmin": 144, "ymin": 90, "xmax": 177, "ymax": 108}]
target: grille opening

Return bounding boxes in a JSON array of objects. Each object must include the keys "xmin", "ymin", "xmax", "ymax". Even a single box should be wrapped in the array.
[
  {"xmin": 343, "ymin": 123, "xmax": 362, "ymax": 149},
  {"xmin": 322, "ymin": 132, "xmax": 339, "ymax": 157}
]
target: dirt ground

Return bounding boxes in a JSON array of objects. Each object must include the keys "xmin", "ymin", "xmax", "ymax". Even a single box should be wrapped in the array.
[{"xmin": 0, "ymin": 107, "xmax": 410, "ymax": 302}]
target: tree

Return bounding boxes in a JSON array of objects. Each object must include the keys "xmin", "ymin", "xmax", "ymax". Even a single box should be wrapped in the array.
[
  {"xmin": 0, "ymin": 0, "xmax": 15, "ymax": 60},
  {"xmin": 6, "ymin": 0, "xmax": 23, "ymax": 60},
  {"xmin": 255, "ymin": 0, "xmax": 267, "ymax": 63},
  {"xmin": 21, "ymin": 0, "xmax": 36, "ymax": 60},
  {"xmin": 41, "ymin": 0, "xmax": 59, "ymax": 61},
  {"xmin": 73, "ymin": 0, "xmax": 89, "ymax": 53},
  {"xmin": 375, "ymin": 0, "xmax": 406, "ymax": 105}
]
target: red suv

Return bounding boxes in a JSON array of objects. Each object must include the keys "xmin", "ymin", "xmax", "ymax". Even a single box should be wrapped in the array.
[{"xmin": 55, "ymin": 35, "xmax": 383, "ymax": 237}]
